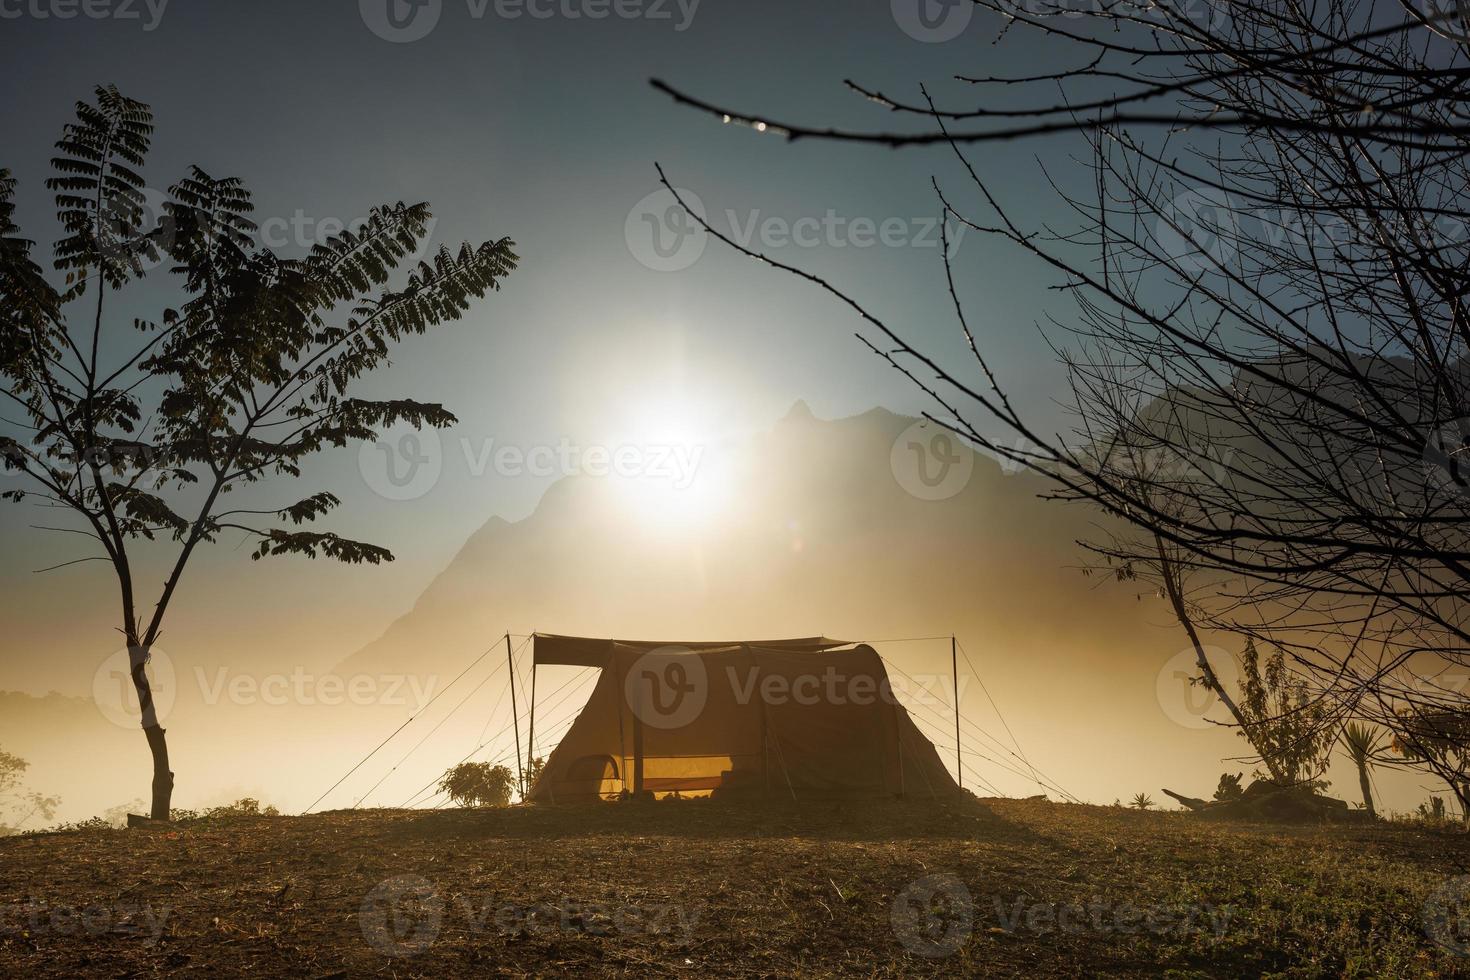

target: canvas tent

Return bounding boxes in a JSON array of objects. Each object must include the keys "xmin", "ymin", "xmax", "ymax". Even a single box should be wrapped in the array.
[{"xmin": 525, "ymin": 634, "xmax": 960, "ymax": 802}]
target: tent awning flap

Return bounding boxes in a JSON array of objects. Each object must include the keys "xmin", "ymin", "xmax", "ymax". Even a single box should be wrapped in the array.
[{"xmin": 532, "ymin": 633, "xmax": 849, "ymax": 668}]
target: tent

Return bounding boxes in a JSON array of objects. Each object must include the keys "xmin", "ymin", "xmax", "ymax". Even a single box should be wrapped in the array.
[{"xmin": 525, "ymin": 634, "xmax": 960, "ymax": 802}]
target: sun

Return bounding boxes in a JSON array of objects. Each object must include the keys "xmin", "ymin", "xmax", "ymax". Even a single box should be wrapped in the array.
[{"xmin": 610, "ymin": 394, "xmax": 736, "ymax": 532}]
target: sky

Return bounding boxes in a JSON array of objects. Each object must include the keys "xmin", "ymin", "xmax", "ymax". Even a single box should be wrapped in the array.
[
  {"xmin": 9, "ymin": 1, "xmax": 1423, "ymax": 820},
  {"xmin": 0, "ymin": 0, "xmax": 1089, "ymax": 683}
]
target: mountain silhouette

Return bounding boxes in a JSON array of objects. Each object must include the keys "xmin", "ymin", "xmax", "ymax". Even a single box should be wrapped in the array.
[{"xmin": 332, "ymin": 403, "xmax": 1235, "ymax": 801}]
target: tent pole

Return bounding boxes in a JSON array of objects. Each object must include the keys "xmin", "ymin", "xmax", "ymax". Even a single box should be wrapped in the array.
[
  {"xmin": 952, "ymin": 634, "xmax": 961, "ymax": 791},
  {"xmin": 527, "ymin": 650, "xmax": 537, "ymax": 795},
  {"xmin": 632, "ymin": 703, "xmax": 645, "ymax": 796},
  {"xmin": 506, "ymin": 633, "xmax": 524, "ymax": 800}
]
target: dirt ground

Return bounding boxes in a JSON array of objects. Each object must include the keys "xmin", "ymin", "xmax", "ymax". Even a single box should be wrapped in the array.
[{"xmin": 1, "ymin": 796, "xmax": 1468, "ymax": 977}]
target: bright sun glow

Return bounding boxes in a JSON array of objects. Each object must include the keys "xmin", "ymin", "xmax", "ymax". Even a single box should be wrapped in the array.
[{"xmin": 611, "ymin": 394, "xmax": 736, "ymax": 532}]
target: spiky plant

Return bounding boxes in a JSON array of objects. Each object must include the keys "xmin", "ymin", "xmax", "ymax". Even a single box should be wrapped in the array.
[
  {"xmin": 1341, "ymin": 722, "xmax": 1385, "ymax": 819},
  {"xmin": 1130, "ymin": 793, "xmax": 1155, "ymax": 811}
]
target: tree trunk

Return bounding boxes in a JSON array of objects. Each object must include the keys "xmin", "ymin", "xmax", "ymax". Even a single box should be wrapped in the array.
[
  {"xmin": 1355, "ymin": 760, "xmax": 1376, "ymax": 819},
  {"xmin": 129, "ymin": 645, "xmax": 174, "ymax": 821},
  {"xmin": 1152, "ymin": 536, "xmax": 1289, "ymax": 784}
]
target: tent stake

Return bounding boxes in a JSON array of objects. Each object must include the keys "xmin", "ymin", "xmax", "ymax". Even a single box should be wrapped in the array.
[
  {"xmin": 506, "ymin": 633, "xmax": 524, "ymax": 800},
  {"xmin": 952, "ymin": 634, "xmax": 961, "ymax": 791}
]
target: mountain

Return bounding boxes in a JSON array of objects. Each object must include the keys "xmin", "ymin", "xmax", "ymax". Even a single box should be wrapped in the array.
[{"xmin": 334, "ymin": 403, "xmax": 1242, "ymax": 805}]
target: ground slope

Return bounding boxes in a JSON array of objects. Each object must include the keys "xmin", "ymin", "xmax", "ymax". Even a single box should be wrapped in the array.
[{"xmin": 1, "ymin": 798, "xmax": 1466, "ymax": 977}]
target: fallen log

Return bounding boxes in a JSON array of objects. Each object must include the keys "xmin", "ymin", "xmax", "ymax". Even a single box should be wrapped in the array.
[{"xmin": 1161, "ymin": 788, "xmax": 1212, "ymax": 810}]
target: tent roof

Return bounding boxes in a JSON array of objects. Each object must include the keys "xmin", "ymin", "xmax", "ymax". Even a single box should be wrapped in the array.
[{"xmin": 532, "ymin": 633, "xmax": 850, "ymax": 668}]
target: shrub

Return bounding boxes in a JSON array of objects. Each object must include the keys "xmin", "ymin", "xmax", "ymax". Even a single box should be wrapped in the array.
[{"xmin": 438, "ymin": 763, "xmax": 514, "ymax": 808}]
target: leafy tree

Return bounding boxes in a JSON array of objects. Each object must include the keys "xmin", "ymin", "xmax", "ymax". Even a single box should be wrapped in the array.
[
  {"xmin": 0, "ymin": 86, "xmax": 518, "ymax": 819},
  {"xmin": 1340, "ymin": 723, "xmax": 1386, "ymax": 819},
  {"xmin": 1393, "ymin": 709, "xmax": 1470, "ymax": 820},
  {"xmin": 0, "ymin": 746, "xmax": 60, "ymax": 834},
  {"xmin": 438, "ymin": 761, "xmax": 514, "ymax": 808},
  {"xmin": 1236, "ymin": 639, "xmax": 1334, "ymax": 789}
]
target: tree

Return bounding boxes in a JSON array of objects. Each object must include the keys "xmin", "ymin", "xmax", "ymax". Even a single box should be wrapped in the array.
[
  {"xmin": 1340, "ymin": 722, "xmax": 1385, "ymax": 818},
  {"xmin": 653, "ymin": 0, "xmax": 1470, "ymax": 805},
  {"xmin": 438, "ymin": 762, "xmax": 515, "ymax": 808},
  {"xmin": 0, "ymin": 746, "xmax": 60, "ymax": 834},
  {"xmin": 1236, "ymin": 640, "xmax": 1335, "ymax": 788},
  {"xmin": 0, "ymin": 86, "xmax": 518, "ymax": 820},
  {"xmin": 1393, "ymin": 708, "xmax": 1470, "ymax": 819}
]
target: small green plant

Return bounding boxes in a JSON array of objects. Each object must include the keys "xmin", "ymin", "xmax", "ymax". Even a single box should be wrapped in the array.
[
  {"xmin": 1130, "ymin": 793, "xmax": 1155, "ymax": 810},
  {"xmin": 1214, "ymin": 773, "xmax": 1244, "ymax": 802},
  {"xmin": 438, "ymin": 762, "xmax": 515, "ymax": 808}
]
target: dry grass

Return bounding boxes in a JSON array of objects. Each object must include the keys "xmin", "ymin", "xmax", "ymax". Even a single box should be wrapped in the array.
[{"xmin": 1, "ymin": 796, "xmax": 1468, "ymax": 977}]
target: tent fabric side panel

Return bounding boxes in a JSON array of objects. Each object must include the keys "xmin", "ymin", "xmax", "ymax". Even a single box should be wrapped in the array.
[
  {"xmin": 527, "ymin": 665, "xmax": 625, "ymax": 802},
  {"xmin": 626, "ymin": 645, "xmax": 764, "ymax": 794},
  {"xmin": 893, "ymin": 703, "xmax": 962, "ymax": 798}
]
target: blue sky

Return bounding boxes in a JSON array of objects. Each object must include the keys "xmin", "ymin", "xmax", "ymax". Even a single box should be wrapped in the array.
[{"xmin": 0, "ymin": 0, "xmax": 1092, "ymax": 689}]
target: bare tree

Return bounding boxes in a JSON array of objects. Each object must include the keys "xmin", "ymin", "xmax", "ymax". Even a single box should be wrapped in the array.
[
  {"xmin": 654, "ymin": 1, "xmax": 1470, "ymax": 805},
  {"xmin": 0, "ymin": 87, "xmax": 518, "ymax": 819}
]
